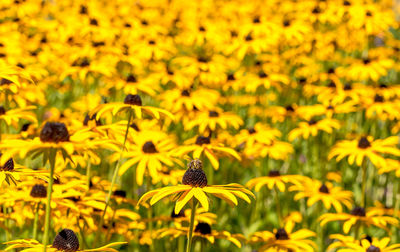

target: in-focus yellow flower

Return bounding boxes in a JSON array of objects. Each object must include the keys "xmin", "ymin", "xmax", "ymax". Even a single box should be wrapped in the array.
[
  {"xmin": 288, "ymin": 118, "xmax": 340, "ymax": 141},
  {"xmin": 138, "ymin": 159, "xmax": 254, "ymax": 214}
]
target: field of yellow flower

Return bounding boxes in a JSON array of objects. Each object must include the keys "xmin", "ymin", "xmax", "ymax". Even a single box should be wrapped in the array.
[{"xmin": 1, "ymin": 0, "xmax": 400, "ymax": 251}]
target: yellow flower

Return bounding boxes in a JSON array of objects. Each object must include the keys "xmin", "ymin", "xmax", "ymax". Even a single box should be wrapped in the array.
[
  {"xmin": 319, "ymin": 206, "xmax": 398, "ymax": 234},
  {"xmin": 328, "ymin": 234, "xmax": 400, "ymax": 252},
  {"xmin": 288, "ymin": 118, "xmax": 340, "ymax": 141},
  {"xmin": 174, "ymin": 136, "xmax": 241, "ymax": 170},
  {"xmin": 289, "ymin": 178, "xmax": 353, "ymax": 212},
  {"xmin": 157, "ymin": 222, "xmax": 245, "ymax": 248},
  {"xmin": 247, "ymin": 170, "xmax": 305, "ymax": 192},
  {"xmin": 138, "ymin": 159, "xmax": 254, "ymax": 214},
  {"xmin": 328, "ymin": 136, "xmax": 400, "ymax": 167},
  {"xmin": 0, "ymin": 105, "xmax": 37, "ymax": 127},
  {"xmin": 91, "ymin": 94, "xmax": 174, "ymax": 121},
  {"xmin": 4, "ymin": 229, "xmax": 126, "ymax": 252},
  {"xmin": 249, "ymin": 222, "xmax": 316, "ymax": 251}
]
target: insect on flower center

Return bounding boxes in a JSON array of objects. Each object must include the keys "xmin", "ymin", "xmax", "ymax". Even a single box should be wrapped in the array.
[
  {"xmin": 195, "ymin": 222, "xmax": 212, "ymax": 235},
  {"xmin": 124, "ymin": 94, "xmax": 142, "ymax": 106},
  {"xmin": 52, "ymin": 228, "xmax": 80, "ymax": 252},
  {"xmin": 142, "ymin": 141, "xmax": 158, "ymax": 153},
  {"xmin": 319, "ymin": 184, "xmax": 330, "ymax": 194},
  {"xmin": 268, "ymin": 170, "xmax": 281, "ymax": 177},
  {"xmin": 275, "ymin": 228, "xmax": 289, "ymax": 240},
  {"xmin": 182, "ymin": 159, "xmax": 207, "ymax": 187},
  {"xmin": 40, "ymin": 122, "xmax": 70, "ymax": 143},
  {"xmin": 195, "ymin": 136, "xmax": 211, "ymax": 145},
  {"xmin": 30, "ymin": 184, "xmax": 47, "ymax": 198},
  {"xmin": 358, "ymin": 137, "xmax": 371, "ymax": 149},
  {"xmin": 367, "ymin": 245, "xmax": 381, "ymax": 252},
  {"xmin": 351, "ymin": 206, "xmax": 366, "ymax": 217},
  {"xmin": 209, "ymin": 111, "xmax": 219, "ymax": 117}
]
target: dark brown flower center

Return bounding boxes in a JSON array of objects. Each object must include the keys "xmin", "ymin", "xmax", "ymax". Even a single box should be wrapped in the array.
[
  {"xmin": 227, "ymin": 73, "xmax": 236, "ymax": 81},
  {"xmin": 124, "ymin": 94, "xmax": 142, "ymax": 106},
  {"xmin": 343, "ymin": 0, "xmax": 351, "ymax": 6},
  {"xmin": 344, "ymin": 83, "xmax": 352, "ymax": 90},
  {"xmin": 319, "ymin": 184, "xmax": 330, "ymax": 194},
  {"xmin": 126, "ymin": 74, "xmax": 137, "ymax": 83},
  {"xmin": 275, "ymin": 228, "xmax": 289, "ymax": 240},
  {"xmin": 1, "ymin": 79, "xmax": 13, "ymax": 85},
  {"xmin": 79, "ymin": 5, "xmax": 88, "ymax": 14},
  {"xmin": 90, "ymin": 18, "xmax": 98, "ymax": 26},
  {"xmin": 374, "ymin": 94, "xmax": 384, "ymax": 103},
  {"xmin": 285, "ymin": 105, "xmax": 295, "ymax": 112},
  {"xmin": 351, "ymin": 207, "xmax": 366, "ymax": 217},
  {"xmin": 30, "ymin": 184, "xmax": 47, "ymax": 198},
  {"xmin": 366, "ymin": 11, "xmax": 372, "ymax": 17},
  {"xmin": 196, "ymin": 136, "xmax": 211, "ymax": 145},
  {"xmin": 367, "ymin": 245, "xmax": 380, "ymax": 252},
  {"xmin": 182, "ymin": 159, "xmax": 207, "ymax": 187},
  {"xmin": 308, "ymin": 119, "xmax": 317, "ymax": 125},
  {"xmin": 283, "ymin": 20, "xmax": 291, "ymax": 27},
  {"xmin": 142, "ymin": 141, "xmax": 158, "ymax": 153},
  {"xmin": 209, "ymin": 111, "xmax": 219, "ymax": 117},
  {"xmin": 327, "ymin": 81, "xmax": 336, "ymax": 88},
  {"xmin": 253, "ymin": 16, "xmax": 261, "ymax": 23},
  {"xmin": 358, "ymin": 137, "xmax": 371, "ymax": 149},
  {"xmin": 312, "ymin": 6, "xmax": 321, "ymax": 14},
  {"xmin": 363, "ymin": 58, "xmax": 371, "ymax": 65},
  {"xmin": 181, "ymin": 90, "xmax": 190, "ymax": 97},
  {"xmin": 245, "ymin": 34, "xmax": 253, "ymax": 41},
  {"xmin": 40, "ymin": 122, "xmax": 70, "ymax": 143},
  {"xmin": 195, "ymin": 222, "xmax": 212, "ymax": 235},
  {"xmin": 113, "ymin": 190, "xmax": 126, "ymax": 198},
  {"xmin": 248, "ymin": 128, "xmax": 256, "ymax": 134},
  {"xmin": 130, "ymin": 123, "xmax": 140, "ymax": 131},
  {"xmin": 52, "ymin": 229, "xmax": 80, "ymax": 252},
  {"xmin": 269, "ymin": 170, "xmax": 281, "ymax": 177},
  {"xmin": 258, "ymin": 71, "xmax": 268, "ymax": 78},
  {"xmin": 0, "ymin": 106, "xmax": 5, "ymax": 116}
]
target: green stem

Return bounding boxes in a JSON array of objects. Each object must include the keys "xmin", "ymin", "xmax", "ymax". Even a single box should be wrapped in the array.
[
  {"xmin": 96, "ymin": 109, "xmax": 133, "ymax": 243},
  {"xmin": 274, "ymin": 187, "xmax": 282, "ymax": 227},
  {"xmin": 33, "ymin": 202, "xmax": 40, "ymax": 240},
  {"xmin": 147, "ymin": 178, "xmax": 154, "ymax": 252},
  {"xmin": 77, "ymin": 216, "xmax": 88, "ymax": 249},
  {"xmin": 86, "ymin": 160, "xmax": 91, "ymax": 192},
  {"xmin": 42, "ymin": 149, "xmax": 56, "ymax": 252},
  {"xmin": 186, "ymin": 199, "xmax": 198, "ymax": 252},
  {"xmin": 361, "ymin": 160, "xmax": 367, "ymax": 208}
]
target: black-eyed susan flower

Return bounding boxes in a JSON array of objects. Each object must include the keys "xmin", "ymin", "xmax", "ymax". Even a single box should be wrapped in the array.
[
  {"xmin": 138, "ymin": 159, "xmax": 254, "ymax": 214},
  {"xmin": 91, "ymin": 94, "xmax": 174, "ymax": 120},
  {"xmin": 288, "ymin": 118, "xmax": 340, "ymax": 141},
  {"xmin": 174, "ymin": 136, "xmax": 241, "ymax": 170},
  {"xmin": 328, "ymin": 136, "xmax": 400, "ymax": 167},
  {"xmin": 319, "ymin": 206, "xmax": 398, "ymax": 234},
  {"xmin": 289, "ymin": 178, "xmax": 353, "ymax": 212},
  {"xmin": 249, "ymin": 224, "xmax": 316, "ymax": 251},
  {"xmin": 246, "ymin": 170, "xmax": 305, "ymax": 192},
  {"xmin": 328, "ymin": 234, "xmax": 400, "ymax": 251},
  {"xmin": 4, "ymin": 228, "xmax": 126, "ymax": 251}
]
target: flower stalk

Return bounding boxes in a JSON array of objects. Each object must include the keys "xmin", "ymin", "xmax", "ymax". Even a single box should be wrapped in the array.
[
  {"xmin": 186, "ymin": 199, "xmax": 198, "ymax": 252},
  {"xmin": 42, "ymin": 148, "xmax": 56, "ymax": 252}
]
